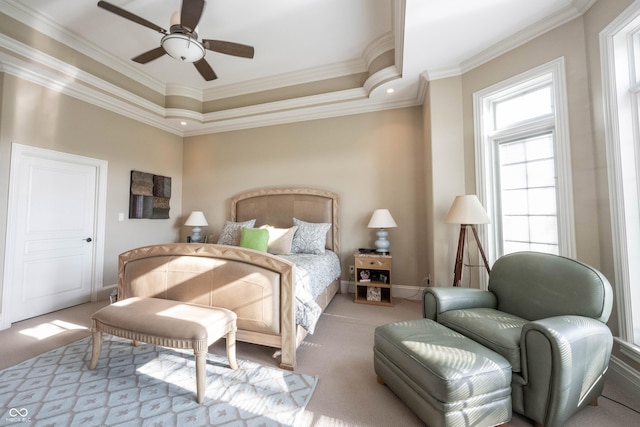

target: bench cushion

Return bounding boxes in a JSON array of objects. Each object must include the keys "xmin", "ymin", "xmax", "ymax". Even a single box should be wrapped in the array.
[
  {"xmin": 91, "ymin": 297, "xmax": 237, "ymax": 344},
  {"xmin": 438, "ymin": 308, "xmax": 526, "ymax": 372}
]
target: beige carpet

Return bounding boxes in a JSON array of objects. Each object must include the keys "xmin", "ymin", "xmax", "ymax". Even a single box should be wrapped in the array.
[{"xmin": 1, "ymin": 293, "xmax": 639, "ymax": 426}]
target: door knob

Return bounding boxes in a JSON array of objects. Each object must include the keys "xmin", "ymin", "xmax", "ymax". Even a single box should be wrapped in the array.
[{"xmin": 85, "ymin": 237, "xmax": 92, "ymax": 242}]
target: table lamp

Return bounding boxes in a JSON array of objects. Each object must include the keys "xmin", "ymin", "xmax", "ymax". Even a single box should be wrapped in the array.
[
  {"xmin": 367, "ymin": 209, "xmax": 397, "ymax": 253},
  {"xmin": 185, "ymin": 211, "xmax": 208, "ymax": 243},
  {"xmin": 445, "ymin": 195, "xmax": 491, "ymax": 286}
]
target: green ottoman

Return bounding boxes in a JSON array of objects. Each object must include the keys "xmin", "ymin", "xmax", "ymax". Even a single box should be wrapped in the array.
[{"xmin": 374, "ymin": 319, "xmax": 512, "ymax": 427}]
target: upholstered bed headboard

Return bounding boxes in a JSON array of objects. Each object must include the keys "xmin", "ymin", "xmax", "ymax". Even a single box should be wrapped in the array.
[{"xmin": 231, "ymin": 187, "xmax": 339, "ymax": 254}]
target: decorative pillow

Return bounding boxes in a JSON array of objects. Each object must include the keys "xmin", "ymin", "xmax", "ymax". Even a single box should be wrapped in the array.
[
  {"xmin": 217, "ymin": 219, "xmax": 256, "ymax": 245},
  {"xmin": 239, "ymin": 227, "xmax": 269, "ymax": 252},
  {"xmin": 261, "ymin": 225, "xmax": 298, "ymax": 255},
  {"xmin": 291, "ymin": 218, "xmax": 331, "ymax": 254}
]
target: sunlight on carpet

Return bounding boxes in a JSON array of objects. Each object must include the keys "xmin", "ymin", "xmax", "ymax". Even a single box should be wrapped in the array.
[
  {"xmin": 0, "ymin": 335, "xmax": 317, "ymax": 426},
  {"xmin": 19, "ymin": 320, "xmax": 87, "ymax": 340}
]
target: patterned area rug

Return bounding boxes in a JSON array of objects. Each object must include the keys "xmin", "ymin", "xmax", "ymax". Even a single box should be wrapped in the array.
[{"xmin": 0, "ymin": 336, "xmax": 317, "ymax": 426}]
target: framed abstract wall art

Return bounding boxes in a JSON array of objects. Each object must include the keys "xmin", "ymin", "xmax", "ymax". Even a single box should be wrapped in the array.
[{"xmin": 129, "ymin": 170, "xmax": 171, "ymax": 219}]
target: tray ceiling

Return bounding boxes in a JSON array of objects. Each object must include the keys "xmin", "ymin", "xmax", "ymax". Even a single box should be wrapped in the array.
[{"xmin": 0, "ymin": 0, "xmax": 594, "ymax": 135}]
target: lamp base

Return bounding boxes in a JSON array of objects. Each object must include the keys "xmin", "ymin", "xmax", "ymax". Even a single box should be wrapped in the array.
[
  {"xmin": 374, "ymin": 229, "xmax": 390, "ymax": 253},
  {"xmin": 191, "ymin": 226, "xmax": 203, "ymax": 243}
]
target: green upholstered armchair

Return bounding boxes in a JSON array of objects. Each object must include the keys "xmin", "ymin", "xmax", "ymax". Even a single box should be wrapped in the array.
[{"xmin": 423, "ymin": 251, "xmax": 613, "ymax": 427}]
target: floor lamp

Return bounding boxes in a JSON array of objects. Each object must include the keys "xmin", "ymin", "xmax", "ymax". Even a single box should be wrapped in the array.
[{"xmin": 445, "ymin": 195, "xmax": 491, "ymax": 287}]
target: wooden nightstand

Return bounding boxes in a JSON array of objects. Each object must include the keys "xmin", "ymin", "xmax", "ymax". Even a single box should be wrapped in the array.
[{"xmin": 354, "ymin": 252, "xmax": 392, "ymax": 306}]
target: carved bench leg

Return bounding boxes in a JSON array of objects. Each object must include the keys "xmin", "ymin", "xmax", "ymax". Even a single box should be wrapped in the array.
[
  {"xmin": 89, "ymin": 331, "xmax": 102, "ymax": 370},
  {"xmin": 227, "ymin": 331, "xmax": 238, "ymax": 370},
  {"xmin": 195, "ymin": 350, "xmax": 206, "ymax": 404}
]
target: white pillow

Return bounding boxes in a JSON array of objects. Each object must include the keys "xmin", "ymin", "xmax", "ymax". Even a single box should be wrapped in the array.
[
  {"xmin": 261, "ymin": 225, "xmax": 298, "ymax": 255},
  {"xmin": 217, "ymin": 220, "xmax": 256, "ymax": 245},
  {"xmin": 291, "ymin": 218, "xmax": 331, "ymax": 254}
]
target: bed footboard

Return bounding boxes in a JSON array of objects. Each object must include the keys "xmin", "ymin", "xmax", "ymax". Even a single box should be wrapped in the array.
[{"xmin": 118, "ymin": 243, "xmax": 298, "ymax": 369}]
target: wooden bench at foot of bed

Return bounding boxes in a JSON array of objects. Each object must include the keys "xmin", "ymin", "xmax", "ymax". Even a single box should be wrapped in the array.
[{"xmin": 89, "ymin": 297, "xmax": 238, "ymax": 404}]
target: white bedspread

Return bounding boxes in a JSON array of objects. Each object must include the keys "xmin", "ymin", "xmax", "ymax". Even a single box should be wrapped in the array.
[{"xmin": 279, "ymin": 250, "xmax": 341, "ymax": 334}]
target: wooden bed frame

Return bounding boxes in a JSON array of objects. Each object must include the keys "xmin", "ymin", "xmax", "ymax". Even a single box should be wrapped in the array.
[
  {"xmin": 117, "ymin": 187, "xmax": 340, "ymax": 370},
  {"xmin": 231, "ymin": 186, "xmax": 341, "ymax": 352},
  {"xmin": 231, "ymin": 186, "xmax": 340, "ymax": 308}
]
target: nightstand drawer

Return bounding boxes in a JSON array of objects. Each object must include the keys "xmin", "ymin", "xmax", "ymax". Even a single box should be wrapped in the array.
[{"xmin": 355, "ymin": 257, "xmax": 391, "ymax": 270}]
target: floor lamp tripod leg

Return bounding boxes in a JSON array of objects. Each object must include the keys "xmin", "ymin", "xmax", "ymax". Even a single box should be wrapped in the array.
[
  {"xmin": 453, "ymin": 225, "xmax": 466, "ymax": 287},
  {"xmin": 470, "ymin": 224, "xmax": 491, "ymax": 274}
]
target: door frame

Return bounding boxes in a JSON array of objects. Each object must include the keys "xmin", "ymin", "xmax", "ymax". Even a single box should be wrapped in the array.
[{"xmin": 1, "ymin": 143, "xmax": 108, "ymax": 329}]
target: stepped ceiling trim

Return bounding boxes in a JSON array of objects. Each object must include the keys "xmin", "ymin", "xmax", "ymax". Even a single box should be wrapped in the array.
[{"xmin": 0, "ymin": 0, "xmax": 595, "ymax": 136}]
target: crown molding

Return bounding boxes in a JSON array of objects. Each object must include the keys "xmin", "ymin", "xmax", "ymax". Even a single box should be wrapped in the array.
[
  {"xmin": 0, "ymin": 51, "xmax": 182, "ymax": 136},
  {"xmin": 203, "ymin": 58, "xmax": 368, "ymax": 102},
  {"xmin": 0, "ymin": 0, "xmax": 166, "ymax": 94},
  {"xmin": 165, "ymin": 83, "xmax": 203, "ymax": 101},
  {"xmin": 363, "ymin": 32, "xmax": 395, "ymax": 68},
  {"xmin": 392, "ymin": 0, "xmax": 405, "ymax": 75},
  {"xmin": 363, "ymin": 65, "xmax": 402, "ymax": 94},
  {"xmin": 0, "ymin": 40, "xmax": 420, "ymax": 137},
  {"xmin": 416, "ymin": 72, "xmax": 429, "ymax": 105},
  {"xmin": 459, "ymin": 0, "xmax": 597, "ymax": 75},
  {"xmin": 187, "ymin": 88, "xmax": 421, "ymax": 136},
  {"xmin": 422, "ymin": 66, "xmax": 463, "ymax": 82}
]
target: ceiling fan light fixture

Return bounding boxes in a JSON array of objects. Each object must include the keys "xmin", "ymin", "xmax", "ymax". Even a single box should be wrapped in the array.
[{"xmin": 161, "ymin": 33, "xmax": 205, "ymax": 62}]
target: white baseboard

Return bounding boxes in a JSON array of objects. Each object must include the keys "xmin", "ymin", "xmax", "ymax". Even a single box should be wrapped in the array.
[
  {"xmin": 607, "ymin": 355, "xmax": 640, "ymax": 396},
  {"xmin": 340, "ymin": 281, "xmax": 425, "ymax": 301}
]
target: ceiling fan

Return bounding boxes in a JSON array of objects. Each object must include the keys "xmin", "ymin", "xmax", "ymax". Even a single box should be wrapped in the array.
[{"xmin": 97, "ymin": 0, "xmax": 254, "ymax": 81}]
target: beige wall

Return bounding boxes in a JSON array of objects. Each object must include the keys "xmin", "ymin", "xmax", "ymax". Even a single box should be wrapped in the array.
[
  {"xmin": 424, "ymin": 77, "xmax": 467, "ymax": 287},
  {"xmin": 0, "ymin": 74, "xmax": 184, "ymax": 316},
  {"xmin": 459, "ymin": 0, "xmax": 638, "ymax": 372},
  {"xmin": 182, "ymin": 108, "xmax": 428, "ymax": 287},
  {"xmin": 462, "ymin": 14, "xmax": 600, "ymax": 268}
]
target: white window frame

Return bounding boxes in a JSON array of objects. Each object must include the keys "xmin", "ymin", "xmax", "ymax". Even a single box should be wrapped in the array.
[
  {"xmin": 473, "ymin": 58, "xmax": 576, "ymax": 288},
  {"xmin": 601, "ymin": 0, "xmax": 640, "ymax": 362}
]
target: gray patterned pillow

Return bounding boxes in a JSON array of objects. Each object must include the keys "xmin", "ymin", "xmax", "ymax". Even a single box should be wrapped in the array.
[
  {"xmin": 291, "ymin": 218, "xmax": 331, "ymax": 254},
  {"xmin": 217, "ymin": 220, "xmax": 256, "ymax": 245}
]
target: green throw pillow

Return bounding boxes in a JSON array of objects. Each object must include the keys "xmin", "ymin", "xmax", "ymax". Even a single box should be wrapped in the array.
[{"xmin": 239, "ymin": 227, "xmax": 269, "ymax": 252}]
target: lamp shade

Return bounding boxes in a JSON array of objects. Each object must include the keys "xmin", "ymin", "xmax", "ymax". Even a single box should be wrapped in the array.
[
  {"xmin": 367, "ymin": 209, "xmax": 397, "ymax": 228},
  {"xmin": 185, "ymin": 211, "xmax": 208, "ymax": 227},
  {"xmin": 445, "ymin": 195, "xmax": 490, "ymax": 225}
]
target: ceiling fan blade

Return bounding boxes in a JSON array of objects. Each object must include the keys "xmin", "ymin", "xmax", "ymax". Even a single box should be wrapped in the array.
[
  {"xmin": 132, "ymin": 46, "xmax": 167, "ymax": 64},
  {"xmin": 202, "ymin": 40, "xmax": 255, "ymax": 59},
  {"xmin": 97, "ymin": 1, "xmax": 166, "ymax": 34},
  {"xmin": 194, "ymin": 58, "xmax": 217, "ymax": 81},
  {"xmin": 181, "ymin": 0, "xmax": 205, "ymax": 33}
]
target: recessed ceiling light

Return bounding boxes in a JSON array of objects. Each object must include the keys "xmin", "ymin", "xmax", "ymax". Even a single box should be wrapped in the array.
[
  {"xmin": 386, "ymin": 88, "xmax": 395, "ymax": 94},
  {"xmin": 180, "ymin": 121, "xmax": 188, "ymax": 126}
]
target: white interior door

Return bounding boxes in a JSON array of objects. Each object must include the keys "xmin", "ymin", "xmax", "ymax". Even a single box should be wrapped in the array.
[{"xmin": 4, "ymin": 145, "xmax": 102, "ymax": 324}]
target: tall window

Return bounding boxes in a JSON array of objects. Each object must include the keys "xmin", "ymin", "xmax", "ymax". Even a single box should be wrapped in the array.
[
  {"xmin": 499, "ymin": 133, "xmax": 559, "ymax": 254},
  {"xmin": 602, "ymin": 3, "xmax": 640, "ymax": 355},
  {"xmin": 474, "ymin": 59, "xmax": 575, "ymax": 283}
]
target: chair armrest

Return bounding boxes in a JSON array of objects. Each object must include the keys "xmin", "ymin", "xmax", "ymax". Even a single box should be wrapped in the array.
[
  {"xmin": 422, "ymin": 287, "xmax": 497, "ymax": 320},
  {"xmin": 521, "ymin": 315, "xmax": 613, "ymax": 426}
]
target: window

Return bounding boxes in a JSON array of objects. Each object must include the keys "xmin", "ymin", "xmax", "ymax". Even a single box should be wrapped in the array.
[
  {"xmin": 601, "ymin": 2, "xmax": 640, "ymax": 357},
  {"xmin": 499, "ymin": 134, "xmax": 559, "ymax": 255},
  {"xmin": 474, "ymin": 58, "xmax": 575, "ymax": 286}
]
